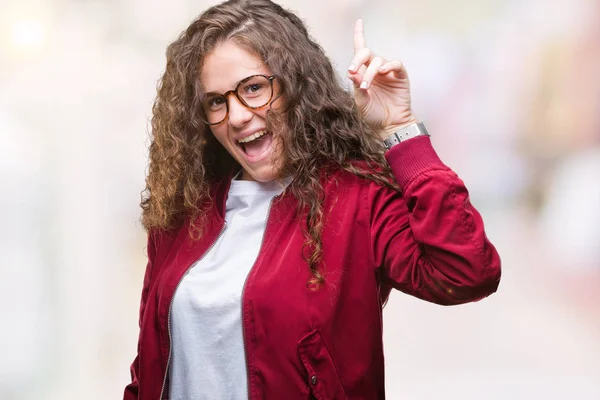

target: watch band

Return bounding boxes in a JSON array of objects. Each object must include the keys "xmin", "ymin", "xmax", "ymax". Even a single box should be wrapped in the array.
[{"xmin": 382, "ymin": 122, "xmax": 430, "ymax": 150}]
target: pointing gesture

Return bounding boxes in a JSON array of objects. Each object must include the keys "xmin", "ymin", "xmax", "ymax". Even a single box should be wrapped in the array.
[{"xmin": 347, "ymin": 19, "xmax": 418, "ymax": 139}]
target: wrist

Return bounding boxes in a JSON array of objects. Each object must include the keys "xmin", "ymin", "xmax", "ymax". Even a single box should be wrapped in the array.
[{"xmin": 376, "ymin": 116, "xmax": 419, "ymax": 140}]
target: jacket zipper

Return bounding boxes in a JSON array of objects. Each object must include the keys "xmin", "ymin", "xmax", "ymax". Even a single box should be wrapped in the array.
[
  {"xmin": 158, "ymin": 221, "xmax": 228, "ymax": 400},
  {"xmin": 241, "ymin": 194, "xmax": 278, "ymax": 400}
]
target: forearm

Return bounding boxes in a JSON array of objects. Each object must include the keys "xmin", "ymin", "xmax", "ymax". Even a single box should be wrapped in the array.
[{"xmin": 373, "ymin": 136, "xmax": 501, "ymax": 304}]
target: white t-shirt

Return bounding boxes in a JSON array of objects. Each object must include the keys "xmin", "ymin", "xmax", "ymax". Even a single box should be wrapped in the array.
[{"xmin": 168, "ymin": 177, "xmax": 289, "ymax": 400}]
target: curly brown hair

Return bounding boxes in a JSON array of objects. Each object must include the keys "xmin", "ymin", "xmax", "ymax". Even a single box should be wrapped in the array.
[{"xmin": 141, "ymin": 0, "xmax": 397, "ymax": 287}]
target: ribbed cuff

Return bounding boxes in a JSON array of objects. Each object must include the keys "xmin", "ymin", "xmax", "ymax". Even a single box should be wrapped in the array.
[{"xmin": 384, "ymin": 136, "xmax": 446, "ymax": 189}]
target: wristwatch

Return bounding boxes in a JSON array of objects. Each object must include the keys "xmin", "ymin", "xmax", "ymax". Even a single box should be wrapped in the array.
[{"xmin": 382, "ymin": 122, "xmax": 430, "ymax": 150}]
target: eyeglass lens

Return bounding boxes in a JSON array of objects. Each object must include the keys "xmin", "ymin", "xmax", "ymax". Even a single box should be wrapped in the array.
[{"xmin": 201, "ymin": 75, "xmax": 273, "ymax": 125}]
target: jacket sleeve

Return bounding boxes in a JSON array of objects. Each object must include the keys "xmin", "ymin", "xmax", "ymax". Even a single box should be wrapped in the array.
[
  {"xmin": 370, "ymin": 136, "xmax": 501, "ymax": 305},
  {"xmin": 123, "ymin": 231, "xmax": 157, "ymax": 400}
]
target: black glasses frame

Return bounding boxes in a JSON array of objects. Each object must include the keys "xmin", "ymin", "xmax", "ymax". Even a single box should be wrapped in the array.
[{"xmin": 200, "ymin": 74, "xmax": 277, "ymax": 126}]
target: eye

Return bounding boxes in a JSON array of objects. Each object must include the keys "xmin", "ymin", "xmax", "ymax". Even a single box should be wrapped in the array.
[
  {"xmin": 243, "ymin": 83, "xmax": 266, "ymax": 96},
  {"xmin": 205, "ymin": 96, "xmax": 226, "ymax": 110},
  {"xmin": 247, "ymin": 84, "xmax": 262, "ymax": 92}
]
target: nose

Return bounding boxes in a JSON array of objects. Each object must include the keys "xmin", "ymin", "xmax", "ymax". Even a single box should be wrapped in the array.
[{"xmin": 227, "ymin": 94, "xmax": 253, "ymax": 128}]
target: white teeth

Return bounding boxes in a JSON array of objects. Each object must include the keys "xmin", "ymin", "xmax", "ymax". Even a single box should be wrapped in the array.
[{"xmin": 238, "ymin": 130, "xmax": 266, "ymax": 144}]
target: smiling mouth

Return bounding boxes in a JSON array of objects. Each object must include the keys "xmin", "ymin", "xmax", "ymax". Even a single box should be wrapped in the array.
[{"xmin": 236, "ymin": 130, "xmax": 273, "ymax": 158}]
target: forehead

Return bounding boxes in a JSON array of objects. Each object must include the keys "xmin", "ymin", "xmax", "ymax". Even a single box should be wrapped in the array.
[{"xmin": 200, "ymin": 41, "xmax": 271, "ymax": 93}]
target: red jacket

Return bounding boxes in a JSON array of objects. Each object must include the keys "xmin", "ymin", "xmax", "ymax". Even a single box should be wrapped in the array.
[{"xmin": 124, "ymin": 137, "xmax": 501, "ymax": 400}]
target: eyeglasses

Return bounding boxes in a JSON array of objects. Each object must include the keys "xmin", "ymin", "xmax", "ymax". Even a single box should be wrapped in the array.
[{"xmin": 200, "ymin": 74, "xmax": 277, "ymax": 125}]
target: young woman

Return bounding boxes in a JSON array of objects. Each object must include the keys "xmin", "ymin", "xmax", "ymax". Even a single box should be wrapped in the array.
[{"xmin": 124, "ymin": 0, "xmax": 501, "ymax": 399}]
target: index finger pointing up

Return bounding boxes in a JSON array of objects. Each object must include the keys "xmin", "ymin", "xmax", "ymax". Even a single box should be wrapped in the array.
[{"xmin": 353, "ymin": 19, "xmax": 366, "ymax": 54}]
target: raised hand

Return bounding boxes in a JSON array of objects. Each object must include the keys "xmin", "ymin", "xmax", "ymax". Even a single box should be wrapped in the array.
[{"xmin": 347, "ymin": 19, "xmax": 418, "ymax": 139}]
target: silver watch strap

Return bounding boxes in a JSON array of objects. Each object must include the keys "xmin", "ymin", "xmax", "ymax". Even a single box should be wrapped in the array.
[{"xmin": 383, "ymin": 122, "xmax": 429, "ymax": 150}]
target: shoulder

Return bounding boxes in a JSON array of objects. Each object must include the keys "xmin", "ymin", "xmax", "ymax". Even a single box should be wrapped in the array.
[
  {"xmin": 321, "ymin": 162, "xmax": 401, "ymax": 213},
  {"xmin": 325, "ymin": 160, "xmax": 393, "ymax": 191}
]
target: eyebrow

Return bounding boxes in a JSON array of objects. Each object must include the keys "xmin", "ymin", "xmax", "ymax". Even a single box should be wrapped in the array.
[{"xmin": 202, "ymin": 74, "xmax": 261, "ymax": 96}]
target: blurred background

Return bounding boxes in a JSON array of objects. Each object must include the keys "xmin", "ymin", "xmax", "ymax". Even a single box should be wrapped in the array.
[{"xmin": 1, "ymin": 0, "xmax": 598, "ymax": 399}]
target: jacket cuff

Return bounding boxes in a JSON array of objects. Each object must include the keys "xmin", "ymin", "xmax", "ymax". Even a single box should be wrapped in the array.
[{"xmin": 384, "ymin": 136, "xmax": 447, "ymax": 189}]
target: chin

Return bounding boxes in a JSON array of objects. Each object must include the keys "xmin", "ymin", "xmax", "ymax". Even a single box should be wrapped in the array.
[{"xmin": 233, "ymin": 161, "xmax": 273, "ymax": 181}]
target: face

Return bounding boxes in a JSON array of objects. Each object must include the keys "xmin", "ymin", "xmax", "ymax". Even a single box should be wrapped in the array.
[{"xmin": 200, "ymin": 41, "xmax": 282, "ymax": 182}]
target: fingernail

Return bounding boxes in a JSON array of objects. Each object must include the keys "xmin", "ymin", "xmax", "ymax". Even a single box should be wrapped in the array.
[
  {"xmin": 360, "ymin": 81, "xmax": 368, "ymax": 89},
  {"xmin": 379, "ymin": 66, "xmax": 386, "ymax": 71},
  {"xmin": 348, "ymin": 64, "xmax": 356, "ymax": 72}
]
